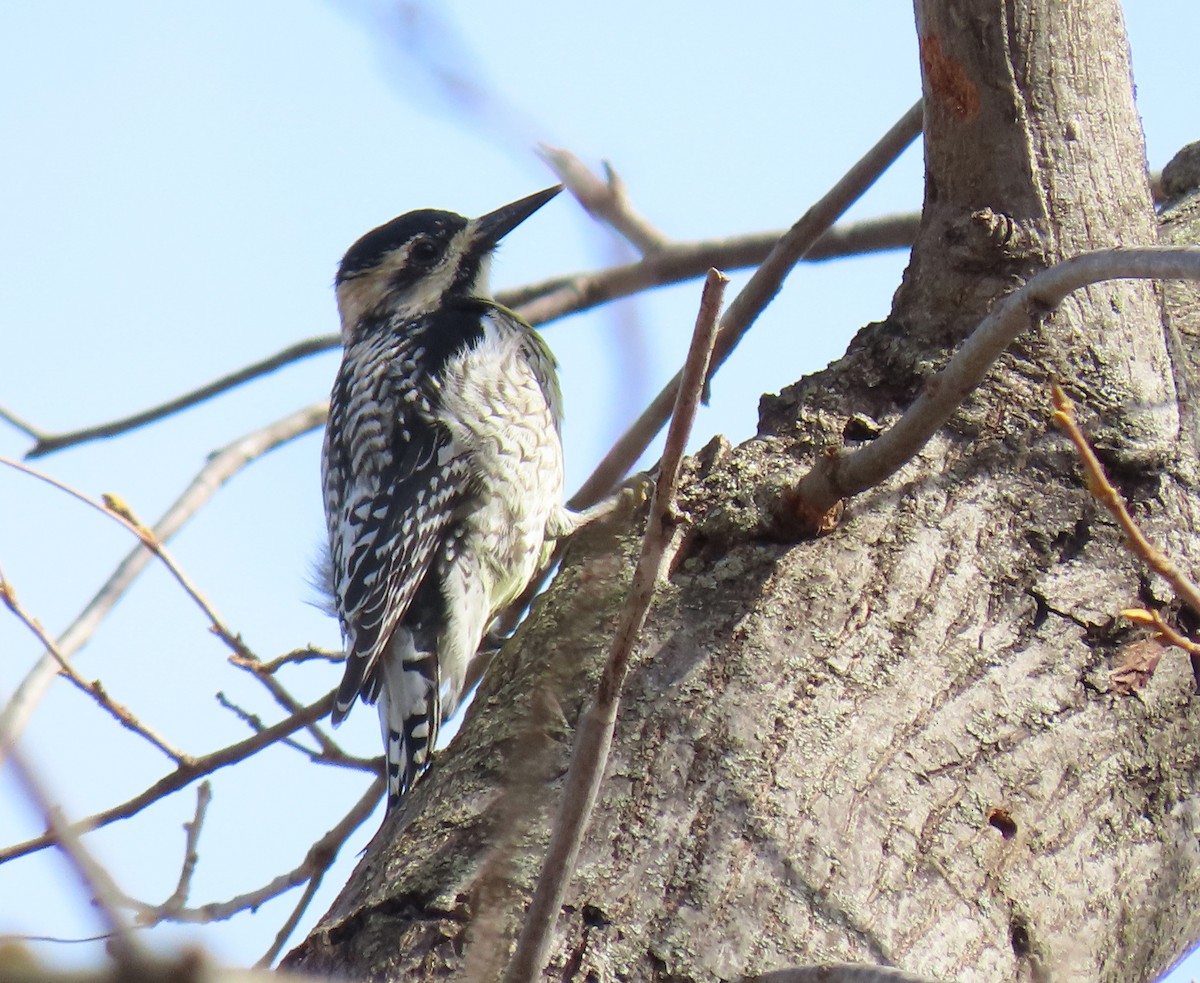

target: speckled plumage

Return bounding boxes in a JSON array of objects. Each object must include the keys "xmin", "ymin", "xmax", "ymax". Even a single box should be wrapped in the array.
[{"xmin": 321, "ymin": 188, "xmax": 572, "ymax": 807}]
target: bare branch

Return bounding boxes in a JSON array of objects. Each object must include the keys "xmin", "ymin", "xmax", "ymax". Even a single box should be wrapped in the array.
[
  {"xmin": 97, "ymin": 492, "xmax": 256, "ymax": 661},
  {"xmin": 0, "ymin": 403, "xmax": 47, "ymax": 441},
  {"xmin": 0, "ymin": 402, "xmax": 327, "ymax": 756},
  {"xmin": 225, "ymin": 655, "xmax": 344, "ymax": 761},
  {"xmin": 1053, "ymin": 382, "xmax": 1200, "ymax": 689},
  {"xmin": 215, "ymin": 693, "xmax": 315, "ymax": 758},
  {"xmin": 0, "ymin": 569, "xmax": 189, "ymax": 764},
  {"xmin": 508, "ymin": 213, "xmax": 917, "ymax": 329},
  {"xmin": 230, "ymin": 646, "xmax": 343, "ymax": 675},
  {"xmin": 24, "ymin": 336, "xmax": 338, "ymax": 459},
  {"xmin": 6, "ymin": 746, "xmax": 144, "ymax": 965},
  {"xmin": 1122, "ymin": 608, "xmax": 1200, "ymax": 657},
  {"xmin": 0, "ymin": 460, "xmax": 311, "ymax": 761},
  {"xmin": 0, "ymin": 692, "xmax": 335, "ymax": 865},
  {"xmin": 540, "ymin": 145, "xmax": 670, "ymax": 253},
  {"xmin": 214, "ymin": 690, "xmax": 377, "ymax": 772},
  {"xmin": 504, "ymin": 269, "xmax": 726, "ymax": 983},
  {"xmin": 1051, "ymin": 381, "xmax": 1200, "ymax": 615},
  {"xmin": 570, "ymin": 99, "xmax": 924, "ymax": 509},
  {"xmin": 160, "ymin": 782, "xmax": 212, "ymax": 915},
  {"xmin": 792, "ymin": 247, "xmax": 1200, "ymax": 523},
  {"xmin": 126, "ymin": 776, "xmax": 384, "ymax": 933},
  {"xmin": 256, "ymin": 873, "xmax": 326, "ymax": 969}
]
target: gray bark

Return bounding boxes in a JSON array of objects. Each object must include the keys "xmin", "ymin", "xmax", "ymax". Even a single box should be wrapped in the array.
[{"xmin": 284, "ymin": 3, "xmax": 1200, "ymax": 981}]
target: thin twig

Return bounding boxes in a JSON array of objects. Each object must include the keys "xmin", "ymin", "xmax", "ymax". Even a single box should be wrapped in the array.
[
  {"xmin": 0, "ymin": 692, "xmax": 335, "ymax": 864},
  {"xmin": 540, "ymin": 145, "xmax": 670, "ymax": 253},
  {"xmin": 125, "ymin": 776, "xmax": 384, "ymax": 930},
  {"xmin": 1122, "ymin": 608, "xmax": 1200, "ymax": 656},
  {"xmin": 569, "ymin": 99, "xmax": 924, "ymax": 509},
  {"xmin": 1052, "ymin": 382, "xmax": 1200, "ymax": 615},
  {"xmin": 0, "ymin": 570, "xmax": 189, "ymax": 764},
  {"xmin": 225, "ymin": 656, "xmax": 344, "ymax": 760},
  {"xmin": 161, "ymin": 782, "xmax": 213, "ymax": 915},
  {"xmin": 792, "ymin": 247, "xmax": 1200, "ymax": 522},
  {"xmin": 6, "ymin": 746, "xmax": 144, "ymax": 965},
  {"xmin": 229, "ymin": 646, "xmax": 344, "ymax": 675},
  {"xmin": 97, "ymin": 492, "xmax": 256, "ymax": 658},
  {"xmin": 25, "ymin": 336, "xmax": 338, "ymax": 459},
  {"xmin": 212, "ymin": 688, "xmax": 375, "ymax": 770},
  {"xmin": 215, "ymin": 692, "xmax": 315, "ymax": 757},
  {"xmin": 256, "ymin": 871, "xmax": 327, "ymax": 969},
  {"xmin": 0, "ymin": 461, "xmax": 303, "ymax": 748},
  {"xmin": 0, "ymin": 402, "xmax": 327, "ymax": 758},
  {"xmin": 503, "ymin": 269, "xmax": 726, "ymax": 983}
]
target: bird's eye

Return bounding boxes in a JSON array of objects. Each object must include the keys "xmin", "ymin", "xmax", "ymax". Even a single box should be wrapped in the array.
[{"xmin": 410, "ymin": 237, "xmax": 441, "ymax": 265}]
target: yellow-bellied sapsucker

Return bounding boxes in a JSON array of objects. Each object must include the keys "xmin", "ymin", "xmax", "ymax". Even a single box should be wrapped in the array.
[{"xmin": 322, "ymin": 186, "xmax": 590, "ymax": 809}]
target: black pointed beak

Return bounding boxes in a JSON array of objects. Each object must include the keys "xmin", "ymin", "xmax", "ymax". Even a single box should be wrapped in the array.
[{"xmin": 473, "ymin": 185, "xmax": 562, "ymax": 248}]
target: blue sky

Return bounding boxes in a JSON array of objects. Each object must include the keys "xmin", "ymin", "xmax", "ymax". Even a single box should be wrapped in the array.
[{"xmin": 1, "ymin": 1, "xmax": 1196, "ymax": 977}]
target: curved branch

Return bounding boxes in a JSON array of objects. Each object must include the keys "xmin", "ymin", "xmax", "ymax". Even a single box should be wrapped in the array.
[
  {"xmin": 0, "ymin": 693, "xmax": 335, "ymax": 865},
  {"xmin": 0, "ymin": 570, "xmax": 188, "ymax": 764},
  {"xmin": 569, "ymin": 99, "xmax": 925, "ymax": 508},
  {"xmin": 791, "ymin": 247, "xmax": 1200, "ymax": 521},
  {"xmin": 126, "ymin": 775, "xmax": 383, "ymax": 935},
  {"xmin": 25, "ymin": 336, "xmax": 338, "ymax": 459},
  {"xmin": 0, "ymin": 402, "xmax": 328, "ymax": 757}
]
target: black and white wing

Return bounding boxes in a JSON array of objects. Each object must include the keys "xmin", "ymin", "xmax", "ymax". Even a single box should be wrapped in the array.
[{"xmin": 322, "ymin": 374, "xmax": 467, "ymax": 726}]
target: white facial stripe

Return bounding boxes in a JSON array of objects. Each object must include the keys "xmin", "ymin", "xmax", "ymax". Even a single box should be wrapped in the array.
[{"xmin": 335, "ymin": 227, "xmax": 487, "ymax": 336}]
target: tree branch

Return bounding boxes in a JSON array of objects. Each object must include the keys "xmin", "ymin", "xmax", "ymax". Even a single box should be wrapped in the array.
[
  {"xmin": 0, "ymin": 569, "xmax": 189, "ymax": 765},
  {"xmin": 160, "ymin": 782, "xmax": 213, "ymax": 916},
  {"xmin": 229, "ymin": 646, "xmax": 343, "ymax": 675},
  {"xmin": 6, "ymin": 746, "xmax": 143, "ymax": 965},
  {"xmin": 791, "ymin": 247, "xmax": 1200, "ymax": 524},
  {"xmin": 540, "ymin": 145, "xmax": 670, "ymax": 253},
  {"xmin": 0, "ymin": 692, "xmax": 335, "ymax": 865},
  {"xmin": 125, "ymin": 776, "xmax": 383, "ymax": 938},
  {"xmin": 510, "ymin": 213, "xmax": 917, "ymax": 329},
  {"xmin": 1051, "ymin": 381, "xmax": 1200, "ymax": 616},
  {"xmin": 24, "ymin": 337, "xmax": 337, "ymax": 459},
  {"xmin": 569, "ymin": 99, "xmax": 924, "ymax": 509},
  {"xmin": 0, "ymin": 402, "xmax": 327, "ymax": 756},
  {"xmin": 0, "ymin": 404, "xmax": 47, "ymax": 442},
  {"xmin": 9, "ymin": 213, "xmax": 918, "ymax": 462},
  {"xmin": 0, "ymin": 457, "xmax": 343, "ymax": 767},
  {"xmin": 503, "ymin": 269, "xmax": 726, "ymax": 983}
]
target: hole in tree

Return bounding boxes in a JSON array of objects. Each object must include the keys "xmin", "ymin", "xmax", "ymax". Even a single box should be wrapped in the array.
[{"xmin": 988, "ymin": 807, "xmax": 1018, "ymax": 839}]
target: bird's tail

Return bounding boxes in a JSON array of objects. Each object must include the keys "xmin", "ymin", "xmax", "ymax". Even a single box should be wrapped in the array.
[{"xmin": 377, "ymin": 627, "xmax": 441, "ymax": 809}]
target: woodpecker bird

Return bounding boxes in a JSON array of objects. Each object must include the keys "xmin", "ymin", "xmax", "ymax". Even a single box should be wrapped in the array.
[{"xmin": 322, "ymin": 185, "xmax": 591, "ymax": 809}]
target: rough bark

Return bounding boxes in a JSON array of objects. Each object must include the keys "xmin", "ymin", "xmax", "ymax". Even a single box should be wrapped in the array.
[{"xmin": 284, "ymin": 3, "xmax": 1200, "ymax": 982}]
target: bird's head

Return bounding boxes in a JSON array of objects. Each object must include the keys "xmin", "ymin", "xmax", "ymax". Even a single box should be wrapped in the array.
[{"xmin": 334, "ymin": 185, "xmax": 561, "ymax": 337}]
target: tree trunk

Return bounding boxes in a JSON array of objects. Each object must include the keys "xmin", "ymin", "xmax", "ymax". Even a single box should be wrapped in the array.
[{"xmin": 284, "ymin": 3, "xmax": 1200, "ymax": 981}]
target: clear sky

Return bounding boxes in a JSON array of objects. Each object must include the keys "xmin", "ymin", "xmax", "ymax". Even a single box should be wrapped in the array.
[{"xmin": 1, "ymin": 1, "xmax": 1196, "ymax": 977}]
